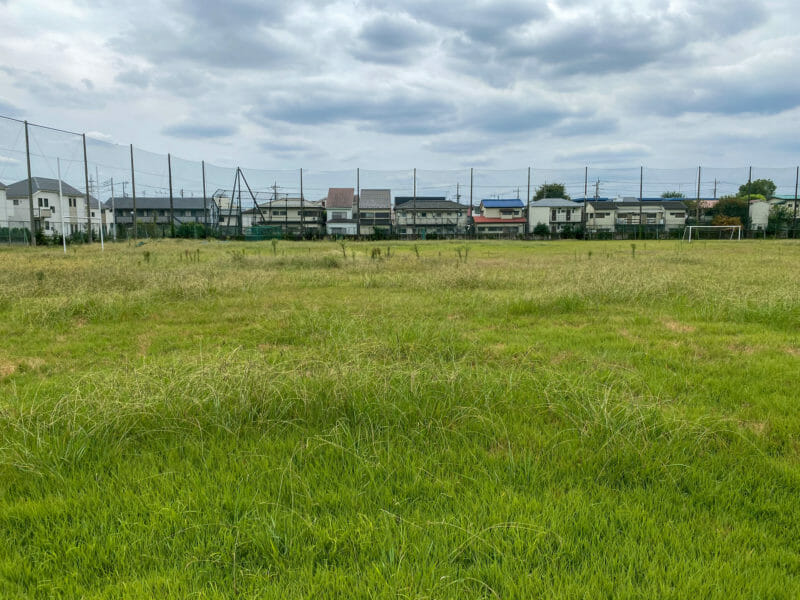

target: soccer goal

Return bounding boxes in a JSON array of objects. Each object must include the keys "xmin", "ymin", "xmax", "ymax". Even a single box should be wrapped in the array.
[{"xmin": 683, "ymin": 225, "xmax": 742, "ymax": 242}]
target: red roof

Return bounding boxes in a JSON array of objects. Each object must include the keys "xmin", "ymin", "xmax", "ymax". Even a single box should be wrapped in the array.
[{"xmin": 473, "ymin": 216, "xmax": 527, "ymax": 224}]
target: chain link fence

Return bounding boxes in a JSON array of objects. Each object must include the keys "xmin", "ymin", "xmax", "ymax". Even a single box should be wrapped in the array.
[{"xmin": 1, "ymin": 115, "xmax": 798, "ymax": 244}]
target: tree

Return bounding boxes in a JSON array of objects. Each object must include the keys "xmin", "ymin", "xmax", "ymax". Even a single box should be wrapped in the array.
[
  {"xmin": 767, "ymin": 204, "xmax": 793, "ymax": 235},
  {"xmin": 661, "ymin": 191, "xmax": 685, "ymax": 198},
  {"xmin": 533, "ymin": 222, "xmax": 550, "ymax": 238},
  {"xmin": 711, "ymin": 215, "xmax": 742, "ymax": 226},
  {"xmin": 708, "ymin": 195, "xmax": 751, "ymax": 228},
  {"xmin": 738, "ymin": 178, "xmax": 776, "ymax": 199},
  {"xmin": 534, "ymin": 183, "xmax": 570, "ymax": 201}
]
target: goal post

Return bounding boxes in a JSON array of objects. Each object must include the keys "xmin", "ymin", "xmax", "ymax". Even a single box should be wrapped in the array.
[{"xmin": 683, "ymin": 225, "xmax": 742, "ymax": 242}]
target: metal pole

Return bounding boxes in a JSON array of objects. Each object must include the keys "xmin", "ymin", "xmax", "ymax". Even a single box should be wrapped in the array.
[
  {"xmin": 130, "ymin": 144, "xmax": 137, "ymax": 240},
  {"xmin": 300, "ymin": 168, "xmax": 304, "ymax": 239},
  {"xmin": 58, "ymin": 158, "xmax": 66, "ymax": 254},
  {"xmin": 639, "ymin": 165, "xmax": 643, "ymax": 239},
  {"xmin": 356, "ymin": 167, "xmax": 360, "ymax": 237},
  {"xmin": 168, "ymin": 153, "xmax": 175, "ymax": 237},
  {"xmin": 527, "ymin": 166, "xmax": 531, "ymax": 234},
  {"xmin": 413, "ymin": 167, "xmax": 416, "ymax": 238},
  {"xmin": 24, "ymin": 121, "xmax": 35, "ymax": 246},
  {"xmin": 794, "ymin": 165, "xmax": 799, "ymax": 238},
  {"xmin": 201, "ymin": 160, "xmax": 208, "ymax": 234},
  {"xmin": 696, "ymin": 166, "xmax": 701, "ymax": 222},
  {"xmin": 111, "ymin": 177, "xmax": 116, "ymax": 241},
  {"xmin": 83, "ymin": 133, "xmax": 92, "ymax": 242},
  {"xmin": 470, "ymin": 167, "xmax": 473, "ymax": 238},
  {"xmin": 95, "ymin": 165, "xmax": 105, "ymax": 250}
]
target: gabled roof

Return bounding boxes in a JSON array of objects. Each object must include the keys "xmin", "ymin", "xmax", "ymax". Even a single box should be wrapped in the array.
[
  {"xmin": 326, "ymin": 188, "xmax": 355, "ymax": 209},
  {"xmin": 6, "ymin": 177, "xmax": 85, "ymax": 199},
  {"xmin": 530, "ymin": 198, "xmax": 581, "ymax": 208},
  {"xmin": 0, "ymin": 181, "xmax": 6, "ymax": 190},
  {"xmin": 481, "ymin": 198, "xmax": 524, "ymax": 208},
  {"xmin": 394, "ymin": 197, "xmax": 464, "ymax": 211},
  {"xmin": 359, "ymin": 189, "xmax": 391, "ymax": 210},
  {"xmin": 105, "ymin": 196, "xmax": 210, "ymax": 210}
]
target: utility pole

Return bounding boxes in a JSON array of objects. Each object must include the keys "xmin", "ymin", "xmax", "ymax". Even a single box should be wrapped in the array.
[
  {"xmin": 638, "ymin": 165, "xmax": 643, "ymax": 239},
  {"xmin": 130, "ymin": 144, "xmax": 137, "ymax": 240},
  {"xmin": 356, "ymin": 167, "xmax": 360, "ymax": 237},
  {"xmin": 24, "ymin": 121, "xmax": 35, "ymax": 246},
  {"xmin": 794, "ymin": 166, "xmax": 799, "ymax": 239},
  {"xmin": 300, "ymin": 168, "xmax": 304, "ymax": 239},
  {"xmin": 83, "ymin": 133, "xmax": 92, "ymax": 242},
  {"xmin": 696, "ymin": 166, "xmax": 701, "ymax": 222},
  {"xmin": 58, "ymin": 158, "xmax": 66, "ymax": 254}
]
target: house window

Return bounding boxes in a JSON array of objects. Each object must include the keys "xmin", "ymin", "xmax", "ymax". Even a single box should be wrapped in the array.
[
  {"xmin": 51, "ymin": 204, "xmax": 56, "ymax": 213},
  {"xmin": 68, "ymin": 198, "xmax": 76, "ymax": 207},
  {"xmin": 566, "ymin": 211, "xmax": 571, "ymax": 221},
  {"xmin": 44, "ymin": 221, "xmax": 50, "ymax": 230},
  {"xmin": 38, "ymin": 197, "xmax": 49, "ymax": 207},
  {"xmin": 420, "ymin": 212, "xmax": 427, "ymax": 217},
  {"xmin": 13, "ymin": 199, "xmax": 19, "ymax": 206},
  {"xmin": 551, "ymin": 209, "xmax": 557, "ymax": 221},
  {"xmin": 91, "ymin": 211, "xmax": 95, "ymax": 217},
  {"xmin": 670, "ymin": 212, "xmax": 685, "ymax": 218}
]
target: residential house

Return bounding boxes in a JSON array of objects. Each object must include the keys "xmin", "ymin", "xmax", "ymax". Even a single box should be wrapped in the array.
[
  {"xmin": 241, "ymin": 196, "xmax": 325, "ymax": 237},
  {"xmin": 326, "ymin": 188, "xmax": 357, "ymax": 236},
  {"xmin": 0, "ymin": 181, "xmax": 6, "ymax": 228},
  {"xmin": 748, "ymin": 199, "xmax": 771, "ymax": 231},
  {"xmin": 107, "ymin": 195, "xmax": 216, "ymax": 235},
  {"xmin": 4, "ymin": 177, "xmax": 108, "ymax": 237},
  {"xmin": 358, "ymin": 189, "xmax": 392, "ymax": 237},
  {"xmin": 394, "ymin": 197, "xmax": 470, "ymax": 237},
  {"xmin": 585, "ymin": 199, "xmax": 688, "ymax": 233},
  {"xmin": 214, "ymin": 191, "xmax": 240, "ymax": 233},
  {"xmin": 528, "ymin": 198, "xmax": 583, "ymax": 234},
  {"xmin": 474, "ymin": 198, "xmax": 526, "ymax": 237}
]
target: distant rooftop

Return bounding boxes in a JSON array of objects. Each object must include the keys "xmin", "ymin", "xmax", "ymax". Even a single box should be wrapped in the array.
[
  {"xmin": 7, "ymin": 177, "xmax": 85, "ymax": 200},
  {"xmin": 327, "ymin": 187, "xmax": 355, "ymax": 209},
  {"xmin": 481, "ymin": 198, "xmax": 524, "ymax": 208}
]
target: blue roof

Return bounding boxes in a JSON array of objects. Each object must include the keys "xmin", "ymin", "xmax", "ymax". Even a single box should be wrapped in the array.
[{"xmin": 481, "ymin": 198, "xmax": 524, "ymax": 208}]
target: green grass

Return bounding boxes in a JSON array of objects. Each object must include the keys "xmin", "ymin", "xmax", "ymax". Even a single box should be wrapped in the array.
[{"xmin": 1, "ymin": 239, "xmax": 799, "ymax": 598}]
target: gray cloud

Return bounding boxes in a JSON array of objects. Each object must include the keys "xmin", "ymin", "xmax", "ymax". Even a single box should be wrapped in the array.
[
  {"xmin": 351, "ymin": 13, "xmax": 436, "ymax": 64},
  {"xmin": 551, "ymin": 117, "xmax": 619, "ymax": 137},
  {"xmin": 115, "ymin": 69, "xmax": 150, "ymax": 89},
  {"xmin": 162, "ymin": 123, "xmax": 238, "ymax": 139}
]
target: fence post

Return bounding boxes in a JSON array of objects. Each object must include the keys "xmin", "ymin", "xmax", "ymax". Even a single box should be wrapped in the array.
[
  {"xmin": 83, "ymin": 133, "xmax": 92, "ymax": 242},
  {"xmin": 24, "ymin": 120, "xmax": 35, "ymax": 246},
  {"xmin": 168, "ymin": 153, "xmax": 175, "ymax": 237},
  {"xmin": 130, "ymin": 144, "xmax": 137, "ymax": 240},
  {"xmin": 201, "ymin": 160, "xmax": 208, "ymax": 235},
  {"xmin": 794, "ymin": 166, "xmax": 798, "ymax": 239},
  {"xmin": 412, "ymin": 167, "xmax": 416, "ymax": 238},
  {"xmin": 356, "ymin": 167, "xmax": 360, "ymax": 237},
  {"xmin": 300, "ymin": 168, "xmax": 304, "ymax": 239}
]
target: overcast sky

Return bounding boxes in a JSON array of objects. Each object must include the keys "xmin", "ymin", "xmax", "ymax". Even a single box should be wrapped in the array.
[{"xmin": 1, "ymin": 0, "xmax": 799, "ymax": 180}]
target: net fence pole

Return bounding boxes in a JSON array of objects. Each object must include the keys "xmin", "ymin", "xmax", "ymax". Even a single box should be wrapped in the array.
[
  {"xmin": 95, "ymin": 165, "xmax": 104, "ymax": 250},
  {"xmin": 83, "ymin": 133, "xmax": 92, "ymax": 243},
  {"xmin": 300, "ymin": 168, "xmax": 304, "ymax": 239},
  {"xmin": 201, "ymin": 160, "xmax": 208, "ymax": 234},
  {"xmin": 24, "ymin": 121, "xmax": 35, "ymax": 246},
  {"xmin": 794, "ymin": 165, "xmax": 798, "ymax": 239},
  {"xmin": 58, "ymin": 158, "xmax": 66, "ymax": 254},
  {"xmin": 111, "ymin": 177, "xmax": 117, "ymax": 241},
  {"xmin": 168, "ymin": 153, "xmax": 175, "ymax": 238},
  {"xmin": 130, "ymin": 144, "xmax": 137, "ymax": 240}
]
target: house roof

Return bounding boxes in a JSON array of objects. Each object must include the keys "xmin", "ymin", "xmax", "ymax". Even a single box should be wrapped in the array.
[
  {"xmin": 394, "ymin": 197, "xmax": 464, "ymax": 211},
  {"xmin": 481, "ymin": 198, "xmax": 524, "ymax": 208},
  {"xmin": 6, "ymin": 177, "xmax": 85, "ymax": 199},
  {"xmin": 105, "ymin": 196, "xmax": 210, "ymax": 210},
  {"xmin": 530, "ymin": 198, "xmax": 581, "ymax": 208},
  {"xmin": 359, "ymin": 189, "xmax": 391, "ymax": 210},
  {"xmin": 473, "ymin": 216, "xmax": 527, "ymax": 224},
  {"xmin": 327, "ymin": 188, "xmax": 355, "ymax": 209},
  {"xmin": 0, "ymin": 181, "xmax": 6, "ymax": 190}
]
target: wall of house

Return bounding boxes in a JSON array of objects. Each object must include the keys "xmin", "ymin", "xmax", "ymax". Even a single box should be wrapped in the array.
[
  {"xmin": 481, "ymin": 206, "xmax": 523, "ymax": 219},
  {"xmin": 584, "ymin": 206, "xmax": 616, "ymax": 231},
  {"xmin": 749, "ymin": 201, "xmax": 770, "ymax": 230}
]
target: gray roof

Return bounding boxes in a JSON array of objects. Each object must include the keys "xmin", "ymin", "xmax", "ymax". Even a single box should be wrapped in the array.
[
  {"xmin": 394, "ymin": 197, "xmax": 465, "ymax": 211},
  {"xmin": 530, "ymin": 198, "xmax": 581, "ymax": 208},
  {"xmin": 359, "ymin": 189, "xmax": 391, "ymax": 210},
  {"xmin": 588, "ymin": 200, "xmax": 688, "ymax": 210},
  {"xmin": 0, "ymin": 181, "xmax": 6, "ymax": 190},
  {"xmin": 105, "ymin": 196, "xmax": 210, "ymax": 210},
  {"xmin": 6, "ymin": 177, "xmax": 85, "ymax": 199}
]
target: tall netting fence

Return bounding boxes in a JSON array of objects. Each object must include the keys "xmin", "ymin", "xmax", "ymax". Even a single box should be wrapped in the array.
[{"xmin": 3, "ymin": 115, "xmax": 799, "ymax": 244}]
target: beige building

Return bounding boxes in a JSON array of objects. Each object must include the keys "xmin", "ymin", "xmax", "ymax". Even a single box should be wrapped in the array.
[{"xmin": 242, "ymin": 196, "xmax": 325, "ymax": 236}]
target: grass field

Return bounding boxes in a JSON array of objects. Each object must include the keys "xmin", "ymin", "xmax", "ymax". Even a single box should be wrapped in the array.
[{"xmin": 1, "ymin": 239, "xmax": 799, "ymax": 598}]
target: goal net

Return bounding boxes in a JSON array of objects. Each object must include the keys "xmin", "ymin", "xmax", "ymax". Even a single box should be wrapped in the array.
[{"xmin": 683, "ymin": 225, "xmax": 742, "ymax": 242}]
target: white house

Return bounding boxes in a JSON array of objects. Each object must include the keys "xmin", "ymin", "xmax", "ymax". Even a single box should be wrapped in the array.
[
  {"xmin": 473, "ymin": 198, "xmax": 526, "ymax": 237},
  {"xmin": 585, "ymin": 199, "xmax": 687, "ymax": 233},
  {"xmin": 326, "ymin": 187, "xmax": 357, "ymax": 236},
  {"xmin": 748, "ymin": 200, "xmax": 771, "ymax": 231},
  {"xmin": 528, "ymin": 198, "xmax": 583, "ymax": 234},
  {"xmin": 4, "ymin": 177, "xmax": 108, "ymax": 237}
]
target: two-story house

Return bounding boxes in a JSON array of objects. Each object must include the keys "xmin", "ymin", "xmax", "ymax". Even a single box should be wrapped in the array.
[
  {"xmin": 474, "ymin": 198, "xmax": 526, "ymax": 237},
  {"xmin": 585, "ymin": 199, "xmax": 688, "ymax": 234},
  {"xmin": 325, "ymin": 188, "xmax": 358, "ymax": 236},
  {"xmin": 4, "ymin": 177, "xmax": 107, "ymax": 237},
  {"xmin": 394, "ymin": 197, "xmax": 470, "ymax": 238},
  {"xmin": 107, "ymin": 196, "xmax": 217, "ymax": 236},
  {"xmin": 242, "ymin": 196, "xmax": 325, "ymax": 237},
  {"xmin": 528, "ymin": 198, "xmax": 584, "ymax": 234},
  {"xmin": 358, "ymin": 189, "xmax": 392, "ymax": 237}
]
